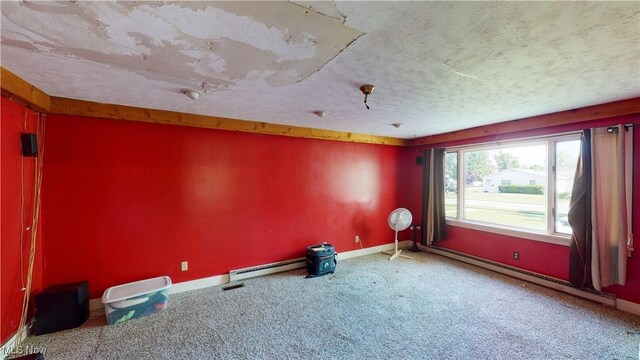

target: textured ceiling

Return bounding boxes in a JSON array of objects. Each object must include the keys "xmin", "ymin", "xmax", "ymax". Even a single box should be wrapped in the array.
[{"xmin": 1, "ymin": 1, "xmax": 639, "ymax": 139}]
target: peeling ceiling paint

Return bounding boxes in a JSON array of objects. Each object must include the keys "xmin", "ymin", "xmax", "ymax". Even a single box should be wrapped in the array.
[
  {"xmin": 1, "ymin": 1, "xmax": 361, "ymax": 88},
  {"xmin": 1, "ymin": 1, "xmax": 639, "ymax": 138}
]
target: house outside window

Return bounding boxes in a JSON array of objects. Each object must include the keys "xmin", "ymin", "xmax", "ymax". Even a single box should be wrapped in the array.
[{"xmin": 444, "ymin": 134, "xmax": 581, "ymax": 245}]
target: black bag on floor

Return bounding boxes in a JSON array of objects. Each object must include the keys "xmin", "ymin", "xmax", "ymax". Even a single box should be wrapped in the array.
[{"xmin": 306, "ymin": 243, "xmax": 336, "ymax": 278}]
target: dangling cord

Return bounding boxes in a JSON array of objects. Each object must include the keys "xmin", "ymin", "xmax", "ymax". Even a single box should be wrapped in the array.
[
  {"xmin": 364, "ymin": 94, "xmax": 370, "ymax": 110},
  {"xmin": 20, "ymin": 108, "xmax": 27, "ymax": 290},
  {"xmin": 18, "ymin": 112, "xmax": 46, "ymax": 337}
]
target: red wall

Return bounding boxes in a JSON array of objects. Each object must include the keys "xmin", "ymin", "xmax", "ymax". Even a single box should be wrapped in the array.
[
  {"xmin": 4, "ymin": 97, "xmax": 637, "ymax": 348},
  {"xmin": 1, "ymin": 97, "xmax": 44, "ymax": 344},
  {"xmin": 41, "ymin": 114, "xmax": 406, "ymax": 299},
  {"xmin": 405, "ymin": 115, "xmax": 640, "ymax": 303}
]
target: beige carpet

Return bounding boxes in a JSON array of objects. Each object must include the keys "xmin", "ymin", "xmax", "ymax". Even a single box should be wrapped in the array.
[{"xmin": 11, "ymin": 251, "xmax": 640, "ymax": 359}]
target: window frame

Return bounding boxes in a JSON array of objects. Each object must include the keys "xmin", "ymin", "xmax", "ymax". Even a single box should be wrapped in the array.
[{"xmin": 444, "ymin": 133, "xmax": 581, "ymax": 246}]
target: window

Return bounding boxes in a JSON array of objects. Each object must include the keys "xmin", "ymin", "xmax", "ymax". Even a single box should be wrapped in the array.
[
  {"xmin": 554, "ymin": 139, "xmax": 581, "ymax": 234},
  {"xmin": 444, "ymin": 152, "xmax": 458, "ymax": 218},
  {"xmin": 445, "ymin": 134, "xmax": 581, "ymax": 243}
]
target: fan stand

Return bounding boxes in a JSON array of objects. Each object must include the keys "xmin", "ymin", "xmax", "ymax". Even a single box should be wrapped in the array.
[
  {"xmin": 408, "ymin": 225, "xmax": 421, "ymax": 252},
  {"xmin": 382, "ymin": 228, "xmax": 412, "ymax": 260}
]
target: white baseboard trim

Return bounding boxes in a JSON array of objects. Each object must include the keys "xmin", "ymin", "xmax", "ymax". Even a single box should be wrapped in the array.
[
  {"xmin": 422, "ymin": 245, "xmax": 617, "ymax": 307},
  {"xmin": 1, "ymin": 326, "xmax": 29, "ymax": 360},
  {"xmin": 89, "ymin": 241, "xmax": 412, "ymax": 311},
  {"xmin": 615, "ymin": 298, "xmax": 640, "ymax": 316},
  {"xmin": 337, "ymin": 240, "xmax": 412, "ymax": 261},
  {"xmin": 89, "ymin": 298, "xmax": 102, "ymax": 311},
  {"xmin": 89, "ymin": 273, "xmax": 231, "ymax": 311},
  {"xmin": 169, "ymin": 274, "xmax": 230, "ymax": 295}
]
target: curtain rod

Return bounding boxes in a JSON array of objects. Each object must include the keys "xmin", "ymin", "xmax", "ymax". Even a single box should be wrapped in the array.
[
  {"xmin": 608, "ymin": 124, "xmax": 638, "ymax": 133},
  {"xmin": 443, "ymin": 130, "xmax": 581, "ymax": 151}
]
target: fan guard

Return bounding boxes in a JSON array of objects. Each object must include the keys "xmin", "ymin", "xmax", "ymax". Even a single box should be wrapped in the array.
[
  {"xmin": 388, "ymin": 208, "xmax": 412, "ymax": 231},
  {"xmin": 383, "ymin": 208, "xmax": 413, "ymax": 260}
]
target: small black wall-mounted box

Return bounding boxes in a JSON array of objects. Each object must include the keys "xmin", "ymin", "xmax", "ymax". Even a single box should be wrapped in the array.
[
  {"xmin": 21, "ymin": 133, "xmax": 38, "ymax": 157},
  {"xmin": 34, "ymin": 281, "xmax": 89, "ymax": 335}
]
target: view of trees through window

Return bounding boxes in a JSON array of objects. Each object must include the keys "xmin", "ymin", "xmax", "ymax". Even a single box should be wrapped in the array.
[
  {"xmin": 445, "ymin": 137, "xmax": 580, "ymax": 235},
  {"xmin": 555, "ymin": 140, "xmax": 581, "ymax": 234},
  {"xmin": 444, "ymin": 152, "xmax": 458, "ymax": 218}
]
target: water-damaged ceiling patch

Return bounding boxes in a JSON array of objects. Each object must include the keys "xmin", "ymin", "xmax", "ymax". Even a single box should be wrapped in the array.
[{"xmin": 0, "ymin": 1, "xmax": 363, "ymax": 89}]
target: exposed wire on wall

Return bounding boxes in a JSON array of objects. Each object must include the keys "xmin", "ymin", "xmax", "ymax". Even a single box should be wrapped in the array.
[
  {"xmin": 18, "ymin": 111, "xmax": 46, "ymax": 337},
  {"xmin": 20, "ymin": 108, "xmax": 27, "ymax": 290}
]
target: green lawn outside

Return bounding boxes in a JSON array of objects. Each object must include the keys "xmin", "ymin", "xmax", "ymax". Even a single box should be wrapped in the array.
[
  {"xmin": 449, "ymin": 206, "xmax": 545, "ymax": 230},
  {"xmin": 444, "ymin": 186, "xmax": 571, "ymax": 231},
  {"xmin": 463, "ymin": 186, "xmax": 544, "ymax": 204}
]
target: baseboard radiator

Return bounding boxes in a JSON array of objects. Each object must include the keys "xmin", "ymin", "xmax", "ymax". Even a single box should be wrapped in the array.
[
  {"xmin": 422, "ymin": 245, "xmax": 616, "ymax": 307},
  {"xmin": 229, "ymin": 258, "xmax": 306, "ymax": 282}
]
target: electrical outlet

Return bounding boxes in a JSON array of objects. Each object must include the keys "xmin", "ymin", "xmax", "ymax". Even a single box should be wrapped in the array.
[
  {"xmin": 181, "ymin": 261, "xmax": 188, "ymax": 271},
  {"xmin": 355, "ymin": 235, "xmax": 360, "ymax": 243},
  {"xmin": 513, "ymin": 252, "xmax": 520, "ymax": 260}
]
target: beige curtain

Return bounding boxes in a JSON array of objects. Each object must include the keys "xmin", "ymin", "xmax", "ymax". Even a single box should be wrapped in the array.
[{"xmin": 590, "ymin": 125, "xmax": 633, "ymax": 290}]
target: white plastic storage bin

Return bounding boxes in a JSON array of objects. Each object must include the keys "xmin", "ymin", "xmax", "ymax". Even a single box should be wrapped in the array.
[{"xmin": 102, "ymin": 276, "xmax": 171, "ymax": 325}]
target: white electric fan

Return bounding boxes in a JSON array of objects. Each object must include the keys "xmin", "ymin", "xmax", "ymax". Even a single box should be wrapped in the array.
[{"xmin": 383, "ymin": 208, "xmax": 413, "ymax": 260}]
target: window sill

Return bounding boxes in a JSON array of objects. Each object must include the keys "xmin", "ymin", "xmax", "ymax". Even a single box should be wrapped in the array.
[{"xmin": 445, "ymin": 219, "xmax": 571, "ymax": 246}]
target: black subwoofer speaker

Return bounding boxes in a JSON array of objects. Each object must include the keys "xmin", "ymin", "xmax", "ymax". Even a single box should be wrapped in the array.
[{"xmin": 34, "ymin": 281, "xmax": 89, "ymax": 335}]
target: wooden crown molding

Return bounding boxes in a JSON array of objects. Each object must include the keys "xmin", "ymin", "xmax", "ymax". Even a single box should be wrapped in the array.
[
  {"xmin": 407, "ymin": 97, "xmax": 640, "ymax": 147},
  {"xmin": 48, "ymin": 97, "xmax": 407, "ymax": 146},
  {"xmin": 0, "ymin": 66, "xmax": 404, "ymax": 146},
  {"xmin": 0, "ymin": 67, "xmax": 51, "ymax": 111},
  {"xmin": 2, "ymin": 66, "xmax": 638, "ymax": 147}
]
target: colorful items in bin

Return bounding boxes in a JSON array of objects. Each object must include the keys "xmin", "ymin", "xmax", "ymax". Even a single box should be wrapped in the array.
[{"xmin": 101, "ymin": 276, "xmax": 171, "ymax": 325}]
